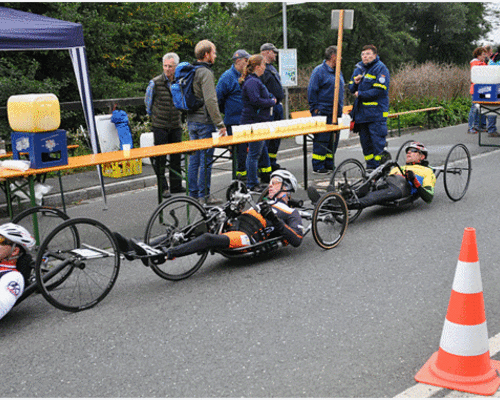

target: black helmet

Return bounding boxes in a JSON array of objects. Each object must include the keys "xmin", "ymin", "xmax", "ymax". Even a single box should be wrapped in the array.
[{"xmin": 405, "ymin": 141, "xmax": 428, "ymax": 159}]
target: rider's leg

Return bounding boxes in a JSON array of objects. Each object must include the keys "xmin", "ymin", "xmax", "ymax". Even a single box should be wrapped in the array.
[
  {"xmin": 168, "ymin": 233, "xmax": 230, "ymax": 259},
  {"xmin": 355, "ymin": 181, "xmax": 404, "ymax": 209}
]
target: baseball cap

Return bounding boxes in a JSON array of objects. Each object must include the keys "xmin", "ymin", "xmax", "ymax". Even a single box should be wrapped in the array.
[
  {"xmin": 260, "ymin": 43, "xmax": 278, "ymax": 53},
  {"xmin": 232, "ymin": 49, "xmax": 250, "ymax": 60}
]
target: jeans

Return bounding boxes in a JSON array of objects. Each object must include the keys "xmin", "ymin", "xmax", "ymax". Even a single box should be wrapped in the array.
[
  {"xmin": 246, "ymin": 140, "xmax": 267, "ymax": 189},
  {"xmin": 468, "ymin": 100, "xmax": 497, "ymax": 132},
  {"xmin": 187, "ymin": 122, "xmax": 215, "ymax": 199}
]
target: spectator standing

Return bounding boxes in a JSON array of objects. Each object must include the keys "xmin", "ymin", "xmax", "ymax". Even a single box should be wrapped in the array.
[
  {"xmin": 216, "ymin": 49, "xmax": 250, "ymax": 180},
  {"xmin": 487, "ymin": 47, "xmax": 500, "ymax": 137},
  {"xmin": 349, "ymin": 45, "xmax": 390, "ymax": 170},
  {"xmin": 260, "ymin": 43, "xmax": 285, "ymax": 172},
  {"xmin": 239, "ymin": 54, "xmax": 276, "ymax": 192},
  {"xmin": 145, "ymin": 52, "xmax": 184, "ymax": 198},
  {"xmin": 349, "ymin": 45, "xmax": 390, "ymax": 169},
  {"xmin": 308, "ymin": 45, "xmax": 345, "ymax": 174},
  {"xmin": 468, "ymin": 47, "xmax": 488, "ymax": 135},
  {"xmin": 187, "ymin": 40, "xmax": 227, "ymax": 205}
]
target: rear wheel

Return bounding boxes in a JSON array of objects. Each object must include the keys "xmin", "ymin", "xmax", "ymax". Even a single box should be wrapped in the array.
[
  {"xmin": 312, "ymin": 192, "xmax": 348, "ymax": 249},
  {"xmin": 144, "ymin": 196, "xmax": 209, "ymax": 281},
  {"xmin": 35, "ymin": 218, "xmax": 120, "ymax": 312},
  {"xmin": 444, "ymin": 143, "xmax": 471, "ymax": 201},
  {"xmin": 329, "ymin": 159, "xmax": 365, "ymax": 223}
]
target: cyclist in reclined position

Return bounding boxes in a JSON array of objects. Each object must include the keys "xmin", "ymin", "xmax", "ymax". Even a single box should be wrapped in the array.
[
  {"xmin": 114, "ymin": 170, "xmax": 304, "ymax": 262},
  {"xmin": 0, "ymin": 223, "xmax": 36, "ymax": 321},
  {"xmin": 349, "ymin": 141, "xmax": 436, "ymax": 209}
]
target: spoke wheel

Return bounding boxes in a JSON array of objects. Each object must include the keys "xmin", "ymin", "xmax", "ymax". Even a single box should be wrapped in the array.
[
  {"xmin": 312, "ymin": 192, "xmax": 349, "ymax": 249},
  {"xmin": 35, "ymin": 218, "xmax": 120, "ymax": 312},
  {"xmin": 444, "ymin": 143, "xmax": 471, "ymax": 201},
  {"xmin": 330, "ymin": 159, "xmax": 365, "ymax": 223},
  {"xmin": 144, "ymin": 196, "xmax": 208, "ymax": 281},
  {"xmin": 13, "ymin": 206, "xmax": 74, "ymax": 290}
]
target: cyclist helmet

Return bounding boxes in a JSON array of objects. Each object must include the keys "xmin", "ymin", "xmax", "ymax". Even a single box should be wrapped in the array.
[
  {"xmin": 0, "ymin": 223, "xmax": 36, "ymax": 251},
  {"xmin": 270, "ymin": 170, "xmax": 298, "ymax": 193},
  {"xmin": 405, "ymin": 141, "xmax": 428, "ymax": 159}
]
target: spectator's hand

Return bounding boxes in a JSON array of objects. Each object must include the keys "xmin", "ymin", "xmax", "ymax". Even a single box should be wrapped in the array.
[
  {"xmin": 259, "ymin": 202, "xmax": 278, "ymax": 222},
  {"xmin": 219, "ymin": 127, "xmax": 227, "ymax": 137},
  {"xmin": 354, "ymin": 75, "xmax": 363, "ymax": 84},
  {"xmin": 354, "ymin": 91, "xmax": 359, "ymax": 98}
]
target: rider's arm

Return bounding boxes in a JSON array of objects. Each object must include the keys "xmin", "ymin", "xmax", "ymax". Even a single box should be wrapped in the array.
[
  {"xmin": 0, "ymin": 270, "xmax": 24, "ymax": 320},
  {"xmin": 271, "ymin": 206, "xmax": 304, "ymax": 248},
  {"xmin": 405, "ymin": 169, "xmax": 435, "ymax": 203}
]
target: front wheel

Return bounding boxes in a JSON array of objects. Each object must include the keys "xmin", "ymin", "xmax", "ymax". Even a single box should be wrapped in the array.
[
  {"xmin": 35, "ymin": 218, "xmax": 120, "ymax": 312},
  {"xmin": 312, "ymin": 192, "xmax": 348, "ymax": 250},
  {"xmin": 329, "ymin": 159, "xmax": 365, "ymax": 223},
  {"xmin": 144, "ymin": 196, "xmax": 209, "ymax": 281},
  {"xmin": 444, "ymin": 143, "xmax": 471, "ymax": 201}
]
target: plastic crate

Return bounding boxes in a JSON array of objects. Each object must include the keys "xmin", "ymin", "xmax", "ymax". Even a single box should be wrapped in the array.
[
  {"xmin": 473, "ymin": 84, "xmax": 500, "ymax": 102},
  {"xmin": 102, "ymin": 159, "xmax": 142, "ymax": 178},
  {"xmin": 11, "ymin": 130, "xmax": 68, "ymax": 169}
]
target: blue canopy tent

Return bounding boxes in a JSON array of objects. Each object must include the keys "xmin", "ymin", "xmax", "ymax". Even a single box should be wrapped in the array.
[{"xmin": 0, "ymin": 6, "xmax": 107, "ymax": 205}]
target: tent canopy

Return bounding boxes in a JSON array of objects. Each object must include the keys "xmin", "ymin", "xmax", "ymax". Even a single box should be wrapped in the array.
[{"xmin": 0, "ymin": 6, "xmax": 106, "ymax": 205}]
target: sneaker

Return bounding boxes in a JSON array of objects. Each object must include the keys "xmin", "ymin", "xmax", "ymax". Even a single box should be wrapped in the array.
[
  {"xmin": 162, "ymin": 189, "xmax": 172, "ymax": 199},
  {"xmin": 204, "ymin": 195, "xmax": 223, "ymax": 205},
  {"xmin": 307, "ymin": 186, "xmax": 321, "ymax": 204},
  {"xmin": 467, "ymin": 129, "xmax": 479, "ymax": 134},
  {"xmin": 488, "ymin": 131, "xmax": 500, "ymax": 137},
  {"xmin": 249, "ymin": 185, "xmax": 266, "ymax": 194},
  {"xmin": 313, "ymin": 168, "xmax": 329, "ymax": 175}
]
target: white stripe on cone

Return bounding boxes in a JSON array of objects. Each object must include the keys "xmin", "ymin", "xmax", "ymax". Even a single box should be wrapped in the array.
[
  {"xmin": 440, "ymin": 320, "xmax": 490, "ymax": 356},
  {"xmin": 452, "ymin": 260, "xmax": 482, "ymax": 294}
]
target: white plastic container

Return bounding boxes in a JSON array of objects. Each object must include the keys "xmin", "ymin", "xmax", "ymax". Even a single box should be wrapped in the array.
[
  {"xmin": 140, "ymin": 132, "xmax": 154, "ymax": 165},
  {"xmin": 95, "ymin": 114, "xmax": 120, "ymax": 153},
  {"xmin": 7, "ymin": 93, "xmax": 60, "ymax": 132},
  {"xmin": 471, "ymin": 65, "xmax": 500, "ymax": 84}
]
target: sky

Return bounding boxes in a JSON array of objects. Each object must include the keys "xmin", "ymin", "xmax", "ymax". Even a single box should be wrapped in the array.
[{"xmin": 483, "ymin": 2, "xmax": 500, "ymax": 45}]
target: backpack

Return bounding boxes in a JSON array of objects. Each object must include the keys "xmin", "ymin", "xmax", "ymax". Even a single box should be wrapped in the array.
[{"xmin": 170, "ymin": 62, "xmax": 205, "ymax": 111}]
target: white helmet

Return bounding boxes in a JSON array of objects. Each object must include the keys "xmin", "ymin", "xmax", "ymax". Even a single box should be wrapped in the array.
[
  {"xmin": 270, "ymin": 170, "xmax": 298, "ymax": 193},
  {"xmin": 0, "ymin": 223, "xmax": 36, "ymax": 251}
]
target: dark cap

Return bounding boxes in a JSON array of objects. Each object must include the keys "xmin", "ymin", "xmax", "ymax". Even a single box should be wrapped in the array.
[
  {"xmin": 231, "ymin": 49, "xmax": 250, "ymax": 61},
  {"xmin": 260, "ymin": 43, "xmax": 278, "ymax": 53}
]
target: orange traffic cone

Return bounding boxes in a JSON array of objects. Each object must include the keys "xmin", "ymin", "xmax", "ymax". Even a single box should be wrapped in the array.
[{"xmin": 415, "ymin": 227, "xmax": 500, "ymax": 396}]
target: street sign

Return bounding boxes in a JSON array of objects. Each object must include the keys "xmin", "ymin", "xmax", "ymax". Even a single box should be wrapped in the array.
[
  {"xmin": 278, "ymin": 48, "xmax": 297, "ymax": 87},
  {"xmin": 331, "ymin": 9, "xmax": 354, "ymax": 30}
]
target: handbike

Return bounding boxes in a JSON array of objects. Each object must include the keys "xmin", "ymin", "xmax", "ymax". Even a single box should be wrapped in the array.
[{"xmin": 327, "ymin": 142, "xmax": 472, "ymax": 222}]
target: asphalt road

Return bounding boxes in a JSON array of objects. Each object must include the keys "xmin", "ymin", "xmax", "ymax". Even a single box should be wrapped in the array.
[{"xmin": 2, "ymin": 124, "xmax": 500, "ymax": 398}]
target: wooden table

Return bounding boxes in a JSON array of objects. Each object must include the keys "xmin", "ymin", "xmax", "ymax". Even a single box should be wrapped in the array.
[
  {"xmin": 474, "ymin": 101, "xmax": 500, "ymax": 147},
  {"xmin": 0, "ymin": 124, "xmax": 344, "ymax": 217}
]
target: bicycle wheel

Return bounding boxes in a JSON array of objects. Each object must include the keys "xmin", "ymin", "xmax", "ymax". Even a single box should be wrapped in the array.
[
  {"xmin": 35, "ymin": 218, "xmax": 120, "ymax": 312},
  {"xmin": 312, "ymin": 192, "xmax": 348, "ymax": 250},
  {"xmin": 144, "ymin": 196, "xmax": 209, "ymax": 281},
  {"xmin": 395, "ymin": 140, "xmax": 415, "ymax": 166},
  {"xmin": 444, "ymin": 143, "xmax": 472, "ymax": 201},
  {"xmin": 12, "ymin": 206, "xmax": 74, "ymax": 289},
  {"xmin": 256, "ymin": 186, "xmax": 270, "ymax": 203},
  {"xmin": 329, "ymin": 159, "xmax": 365, "ymax": 223}
]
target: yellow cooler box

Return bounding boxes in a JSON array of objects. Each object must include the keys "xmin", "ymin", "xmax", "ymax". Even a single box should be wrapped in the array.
[{"xmin": 7, "ymin": 93, "xmax": 61, "ymax": 132}]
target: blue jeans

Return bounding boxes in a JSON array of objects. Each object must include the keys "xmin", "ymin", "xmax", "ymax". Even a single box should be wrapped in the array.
[
  {"xmin": 246, "ymin": 140, "xmax": 267, "ymax": 189},
  {"xmin": 187, "ymin": 122, "xmax": 215, "ymax": 199},
  {"xmin": 469, "ymin": 101, "xmax": 497, "ymax": 132}
]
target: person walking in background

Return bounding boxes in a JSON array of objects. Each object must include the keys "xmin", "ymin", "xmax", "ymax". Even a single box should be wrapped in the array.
[
  {"xmin": 468, "ymin": 46, "xmax": 488, "ymax": 135},
  {"xmin": 349, "ymin": 44, "xmax": 390, "ymax": 171},
  {"xmin": 308, "ymin": 45, "xmax": 345, "ymax": 174},
  {"xmin": 260, "ymin": 43, "xmax": 285, "ymax": 173},
  {"xmin": 187, "ymin": 40, "xmax": 227, "ymax": 205},
  {"xmin": 145, "ymin": 52, "xmax": 184, "ymax": 198},
  {"xmin": 239, "ymin": 54, "xmax": 276, "ymax": 192},
  {"xmin": 216, "ymin": 49, "xmax": 250, "ymax": 181}
]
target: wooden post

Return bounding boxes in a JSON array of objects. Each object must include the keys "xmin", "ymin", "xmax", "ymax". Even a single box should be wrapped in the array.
[{"xmin": 332, "ymin": 9, "xmax": 344, "ymax": 125}]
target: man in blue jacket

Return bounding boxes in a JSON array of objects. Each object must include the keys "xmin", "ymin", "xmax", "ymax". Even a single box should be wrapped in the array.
[
  {"xmin": 308, "ymin": 45, "xmax": 344, "ymax": 174},
  {"xmin": 216, "ymin": 49, "xmax": 250, "ymax": 180},
  {"xmin": 349, "ymin": 45, "xmax": 390, "ymax": 170}
]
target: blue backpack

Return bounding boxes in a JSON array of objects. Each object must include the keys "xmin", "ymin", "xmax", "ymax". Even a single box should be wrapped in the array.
[{"xmin": 170, "ymin": 62, "xmax": 205, "ymax": 111}]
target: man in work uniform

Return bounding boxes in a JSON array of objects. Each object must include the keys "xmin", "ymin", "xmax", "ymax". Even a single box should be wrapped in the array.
[
  {"xmin": 260, "ymin": 42, "xmax": 285, "ymax": 174},
  {"xmin": 308, "ymin": 45, "xmax": 344, "ymax": 174},
  {"xmin": 145, "ymin": 52, "xmax": 184, "ymax": 198},
  {"xmin": 349, "ymin": 45, "xmax": 390, "ymax": 170},
  {"xmin": 216, "ymin": 49, "xmax": 250, "ymax": 181}
]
